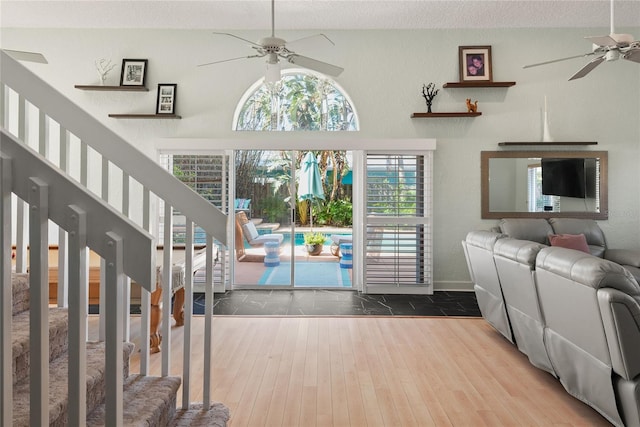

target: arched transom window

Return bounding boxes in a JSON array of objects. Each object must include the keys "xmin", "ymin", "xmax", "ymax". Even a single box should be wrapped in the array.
[{"xmin": 234, "ymin": 69, "xmax": 359, "ymax": 131}]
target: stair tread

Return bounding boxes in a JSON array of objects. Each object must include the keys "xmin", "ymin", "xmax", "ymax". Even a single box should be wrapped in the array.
[
  {"xmin": 11, "ymin": 273, "xmax": 30, "ymax": 316},
  {"xmin": 12, "ymin": 341, "xmax": 135, "ymax": 427},
  {"xmin": 12, "ymin": 307, "xmax": 70, "ymax": 385},
  {"xmin": 172, "ymin": 402, "xmax": 230, "ymax": 427},
  {"xmin": 87, "ymin": 374, "xmax": 182, "ymax": 426}
]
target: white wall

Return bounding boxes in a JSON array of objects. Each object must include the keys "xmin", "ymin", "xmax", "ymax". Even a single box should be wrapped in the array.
[{"xmin": 2, "ymin": 26, "xmax": 639, "ymax": 290}]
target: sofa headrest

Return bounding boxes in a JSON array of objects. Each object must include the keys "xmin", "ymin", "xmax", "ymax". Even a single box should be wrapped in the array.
[
  {"xmin": 464, "ymin": 230, "xmax": 505, "ymax": 251},
  {"xmin": 494, "ymin": 238, "xmax": 547, "ymax": 266},
  {"xmin": 499, "ymin": 218, "xmax": 553, "ymax": 244},
  {"xmin": 536, "ymin": 246, "xmax": 640, "ymax": 296},
  {"xmin": 548, "ymin": 218, "xmax": 606, "ymax": 256}
]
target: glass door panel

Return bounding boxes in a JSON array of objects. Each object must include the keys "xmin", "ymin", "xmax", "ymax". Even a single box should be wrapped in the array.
[{"xmin": 233, "ymin": 150, "xmax": 293, "ymax": 287}]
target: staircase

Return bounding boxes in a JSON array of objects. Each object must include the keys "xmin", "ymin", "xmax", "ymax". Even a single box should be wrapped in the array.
[
  {"xmin": 10, "ymin": 272, "xmax": 230, "ymax": 425},
  {"xmin": 1, "ymin": 50, "xmax": 230, "ymax": 425}
]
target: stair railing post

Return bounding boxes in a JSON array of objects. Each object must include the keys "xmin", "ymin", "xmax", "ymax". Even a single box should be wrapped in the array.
[
  {"xmin": 161, "ymin": 203, "xmax": 173, "ymax": 376},
  {"xmin": 98, "ymin": 156, "xmax": 109, "ymax": 342},
  {"xmin": 121, "ymin": 172, "xmax": 131, "ymax": 341},
  {"xmin": 181, "ymin": 219, "xmax": 194, "ymax": 408},
  {"xmin": 139, "ymin": 188, "xmax": 152, "ymax": 375},
  {"xmin": 67, "ymin": 205, "xmax": 88, "ymax": 425},
  {"xmin": 104, "ymin": 231, "xmax": 124, "ymax": 426},
  {"xmin": 15, "ymin": 95, "xmax": 27, "ymax": 274},
  {"xmin": 203, "ymin": 233, "xmax": 215, "ymax": 409},
  {"xmin": 28, "ymin": 177, "xmax": 49, "ymax": 427},
  {"xmin": 0, "ymin": 155, "xmax": 13, "ymax": 427},
  {"xmin": 57, "ymin": 127, "xmax": 71, "ymax": 308}
]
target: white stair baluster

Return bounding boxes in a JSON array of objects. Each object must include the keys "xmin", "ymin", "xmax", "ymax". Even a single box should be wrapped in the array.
[
  {"xmin": 66, "ymin": 205, "xmax": 88, "ymax": 425},
  {"xmin": 0, "ymin": 155, "xmax": 13, "ymax": 427},
  {"xmin": 28, "ymin": 177, "xmax": 49, "ymax": 427}
]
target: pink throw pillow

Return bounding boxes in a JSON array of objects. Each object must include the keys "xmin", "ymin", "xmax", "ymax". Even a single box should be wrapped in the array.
[{"xmin": 548, "ymin": 233, "xmax": 590, "ymax": 254}]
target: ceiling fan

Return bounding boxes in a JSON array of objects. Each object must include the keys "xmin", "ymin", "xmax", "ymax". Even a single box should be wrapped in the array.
[
  {"xmin": 198, "ymin": 0, "xmax": 343, "ymax": 81},
  {"xmin": 523, "ymin": 0, "xmax": 640, "ymax": 80}
]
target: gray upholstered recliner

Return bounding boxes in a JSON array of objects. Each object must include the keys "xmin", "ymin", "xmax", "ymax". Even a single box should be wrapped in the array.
[
  {"xmin": 536, "ymin": 246, "xmax": 640, "ymax": 427},
  {"xmin": 462, "ymin": 230, "xmax": 513, "ymax": 343},
  {"xmin": 549, "ymin": 217, "xmax": 640, "ymax": 282},
  {"xmin": 493, "ymin": 238, "xmax": 555, "ymax": 376},
  {"xmin": 498, "ymin": 217, "xmax": 640, "ymax": 283}
]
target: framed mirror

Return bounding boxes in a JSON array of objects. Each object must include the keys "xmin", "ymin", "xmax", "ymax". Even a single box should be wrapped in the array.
[{"xmin": 481, "ymin": 151, "xmax": 608, "ymax": 219}]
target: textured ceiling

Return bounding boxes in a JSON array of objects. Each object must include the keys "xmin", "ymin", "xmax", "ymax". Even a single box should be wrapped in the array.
[{"xmin": 1, "ymin": 1, "xmax": 639, "ymax": 30}]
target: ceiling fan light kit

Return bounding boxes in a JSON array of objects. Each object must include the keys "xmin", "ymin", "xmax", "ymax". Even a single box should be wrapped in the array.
[
  {"xmin": 199, "ymin": 0, "xmax": 344, "ymax": 82},
  {"xmin": 523, "ymin": 0, "xmax": 640, "ymax": 80}
]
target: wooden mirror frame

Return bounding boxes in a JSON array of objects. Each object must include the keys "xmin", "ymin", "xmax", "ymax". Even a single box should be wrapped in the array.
[{"xmin": 481, "ymin": 151, "xmax": 608, "ymax": 219}]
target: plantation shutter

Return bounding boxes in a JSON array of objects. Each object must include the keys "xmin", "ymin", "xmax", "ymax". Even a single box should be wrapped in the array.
[
  {"xmin": 159, "ymin": 154, "xmax": 229, "ymax": 287},
  {"xmin": 364, "ymin": 153, "xmax": 433, "ymax": 294},
  {"xmin": 159, "ymin": 154, "xmax": 228, "ymax": 243}
]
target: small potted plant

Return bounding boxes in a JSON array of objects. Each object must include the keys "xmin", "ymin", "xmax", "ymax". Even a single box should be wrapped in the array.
[{"xmin": 304, "ymin": 232, "xmax": 326, "ymax": 256}]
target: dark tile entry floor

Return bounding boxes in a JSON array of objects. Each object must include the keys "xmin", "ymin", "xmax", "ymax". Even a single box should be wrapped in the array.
[{"xmin": 202, "ymin": 290, "xmax": 481, "ymax": 317}]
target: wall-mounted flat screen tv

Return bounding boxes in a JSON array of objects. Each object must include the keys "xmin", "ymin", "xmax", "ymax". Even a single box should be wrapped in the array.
[{"xmin": 541, "ymin": 158, "xmax": 587, "ymax": 198}]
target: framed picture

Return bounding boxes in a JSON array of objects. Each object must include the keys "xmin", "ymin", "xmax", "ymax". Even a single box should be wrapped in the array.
[
  {"xmin": 459, "ymin": 46, "xmax": 492, "ymax": 82},
  {"xmin": 156, "ymin": 84, "xmax": 177, "ymax": 115},
  {"xmin": 120, "ymin": 59, "xmax": 148, "ymax": 86}
]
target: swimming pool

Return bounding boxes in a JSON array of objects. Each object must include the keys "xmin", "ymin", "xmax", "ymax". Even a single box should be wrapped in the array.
[{"xmin": 253, "ymin": 230, "xmax": 350, "ymax": 247}]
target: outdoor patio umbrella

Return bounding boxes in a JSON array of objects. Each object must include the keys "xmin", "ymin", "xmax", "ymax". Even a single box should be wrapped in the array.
[{"xmin": 298, "ymin": 152, "xmax": 325, "ymax": 230}]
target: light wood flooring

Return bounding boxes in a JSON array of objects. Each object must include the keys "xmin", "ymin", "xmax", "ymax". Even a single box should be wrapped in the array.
[{"xmin": 93, "ymin": 315, "xmax": 610, "ymax": 426}]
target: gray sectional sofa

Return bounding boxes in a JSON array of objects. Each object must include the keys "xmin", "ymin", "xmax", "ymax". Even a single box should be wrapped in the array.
[{"xmin": 462, "ymin": 218, "xmax": 640, "ymax": 427}]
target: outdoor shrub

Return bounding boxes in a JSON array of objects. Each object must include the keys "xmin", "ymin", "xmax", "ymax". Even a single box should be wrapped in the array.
[
  {"xmin": 255, "ymin": 195, "xmax": 288, "ymax": 223},
  {"xmin": 315, "ymin": 199, "xmax": 352, "ymax": 227},
  {"xmin": 303, "ymin": 232, "xmax": 326, "ymax": 245}
]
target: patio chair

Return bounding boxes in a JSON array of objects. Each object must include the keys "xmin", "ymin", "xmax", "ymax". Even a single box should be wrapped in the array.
[
  {"xmin": 330, "ymin": 234, "xmax": 353, "ymax": 257},
  {"xmin": 235, "ymin": 212, "xmax": 283, "ymax": 262}
]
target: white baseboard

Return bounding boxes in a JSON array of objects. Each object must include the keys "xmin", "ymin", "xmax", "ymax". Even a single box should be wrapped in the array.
[{"xmin": 433, "ymin": 281, "xmax": 473, "ymax": 292}]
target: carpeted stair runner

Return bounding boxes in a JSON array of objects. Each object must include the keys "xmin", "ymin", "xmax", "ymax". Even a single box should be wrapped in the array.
[
  {"xmin": 86, "ymin": 375, "xmax": 182, "ymax": 426},
  {"xmin": 172, "ymin": 402, "xmax": 231, "ymax": 426},
  {"xmin": 13, "ymin": 341, "xmax": 135, "ymax": 427},
  {"xmin": 10, "ymin": 271, "xmax": 230, "ymax": 426}
]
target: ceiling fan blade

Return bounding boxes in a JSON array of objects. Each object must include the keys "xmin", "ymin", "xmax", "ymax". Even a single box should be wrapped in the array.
[
  {"xmin": 568, "ymin": 56, "xmax": 606, "ymax": 80},
  {"xmin": 523, "ymin": 52, "xmax": 596, "ymax": 69},
  {"xmin": 623, "ymin": 48, "xmax": 640, "ymax": 63},
  {"xmin": 286, "ymin": 33, "xmax": 336, "ymax": 50},
  {"xmin": 286, "ymin": 54, "xmax": 344, "ymax": 76},
  {"xmin": 198, "ymin": 54, "xmax": 263, "ymax": 67},
  {"xmin": 2, "ymin": 49, "xmax": 48, "ymax": 64},
  {"xmin": 211, "ymin": 32, "xmax": 262, "ymax": 48},
  {"xmin": 586, "ymin": 35, "xmax": 619, "ymax": 47}
]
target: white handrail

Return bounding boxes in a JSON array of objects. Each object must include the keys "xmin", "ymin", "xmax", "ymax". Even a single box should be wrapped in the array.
[
  {"xmin": 0, "ymin": 50, "xmax": 228, "ymax": 246},
  {"xmin": 2, "ymin": 131, "xmax": 155, "ymax": 288}
]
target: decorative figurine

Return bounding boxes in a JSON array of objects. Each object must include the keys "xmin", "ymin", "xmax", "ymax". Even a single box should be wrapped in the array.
[
  {"xmin": 421, "ymin": 83, "xmax": 439, "ymax": 113},
  {"xmin": 95, "ymin": 59, "xmax": 117, "ymax": 85},
  {"xmin": 466, "ymin": 98, "xmax": 478, "ymax": 113}
]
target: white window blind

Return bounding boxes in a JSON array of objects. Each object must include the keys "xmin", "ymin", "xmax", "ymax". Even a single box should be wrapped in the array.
[{"xmin": 365, "ymin": 153, "xmax": 432, "ymax": 293}]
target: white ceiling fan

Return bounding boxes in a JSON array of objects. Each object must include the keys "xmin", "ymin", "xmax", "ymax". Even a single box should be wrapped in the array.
[
  {"xmin": 198, "ymin": 0, "xmax": 343, "ymax": 81},
  {"xmin": 523, "ymin": 0, "xmax": 640, "ymax": 80}
]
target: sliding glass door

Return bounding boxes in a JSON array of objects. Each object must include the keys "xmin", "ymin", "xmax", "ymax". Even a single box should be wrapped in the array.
[{"xmin": 232, "ymin": 150, "xmax": 353, "ymax": 289}]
